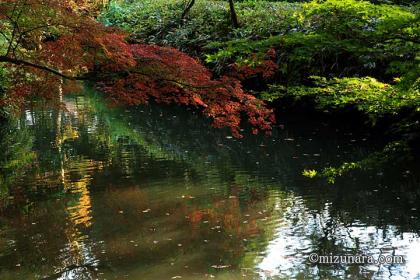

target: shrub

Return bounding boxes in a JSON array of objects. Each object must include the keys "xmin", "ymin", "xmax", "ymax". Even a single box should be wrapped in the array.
[
  {"xmin": 262, "ymin": 75, "xmax": 420, "ymax": 120},
  {"xmin": 206, "ymin": 0, "xmax": 419, "ymax": 81},
  {"xmin": 100, "ymin": 0, "xmax": 301, "ymax": 55}
]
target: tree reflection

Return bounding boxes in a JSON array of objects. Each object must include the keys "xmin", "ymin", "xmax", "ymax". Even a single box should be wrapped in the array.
[
  {"xmin": 0, "ymin": 89, "xmax": 419, "ymax": 279},
  {"xmin": 0, "ymin": 117, "xmax": 35, "ymax": 205}
]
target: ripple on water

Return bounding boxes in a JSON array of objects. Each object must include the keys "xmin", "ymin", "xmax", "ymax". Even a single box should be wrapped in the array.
[{"xmin": 0, "ymin": 95, "xmax": 419, "ymax": 280}]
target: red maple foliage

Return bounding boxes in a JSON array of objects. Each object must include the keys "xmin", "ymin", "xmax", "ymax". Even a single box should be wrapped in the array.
[
  {"xmin": 231, "ymin": 49, "xmax": 278, "ymax": 81},
  {"xmin": 98, "ymin": 44, "xmax": 275, "ymax": 137},
  {"xmin": 0, "ymin": 0, "xmax": 275, "ymax": 137}
]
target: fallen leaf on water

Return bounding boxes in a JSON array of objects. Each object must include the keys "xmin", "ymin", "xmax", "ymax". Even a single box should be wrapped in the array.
[{"xmin": 211, "ymin": 265, "xmax": 231, "ymax": 269}]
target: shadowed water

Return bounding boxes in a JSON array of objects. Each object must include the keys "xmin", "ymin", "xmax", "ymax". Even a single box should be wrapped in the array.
[{"xmin": 0, "ymin": 91, "xmax": 419, "ymax": 280}]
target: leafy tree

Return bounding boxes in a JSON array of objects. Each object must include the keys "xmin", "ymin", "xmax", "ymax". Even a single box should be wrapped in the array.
[
  {"xmin": 0, "ymin": 0, "xmax": 274, "ymax": 137},
  {"xmin": 0, "ymin": 118, "xmax": 35, "ymax": 201}
]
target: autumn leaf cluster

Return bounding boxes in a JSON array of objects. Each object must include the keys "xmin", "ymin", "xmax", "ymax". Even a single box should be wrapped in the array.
[{"xmin": 0, "ymin": 0, "xmax": 275, "ymax": 137}]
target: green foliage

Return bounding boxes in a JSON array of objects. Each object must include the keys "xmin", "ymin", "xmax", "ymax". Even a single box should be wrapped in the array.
[
  {"xmin": 263, "ymin": 75, "xmax": 420, "ymax": 122},
  {"xmin": 102, "ymin": 0, "xmax": 419, "ymax": 87},
  {"xmin": 0, "ymin": 66, "xmax": 11, "ymax": 119},
  {"xmin": 0, "ymin": 66, "xmax": 7, "ymax": 92},
  {"xmin": 0, "ymin": 119, "xmax": 35, "ymax": 200},
  {"xmin": 316, "ymin": 141, "xmax": 412, "ymax": 183},
  {"xmin": 99, "ymin": 0, "xmax": 419, "ymax": 181},
  {"xmin": 300, "ymin": 0, "xmax": 417, "ymax": 38},
  {"xmin": 203, "ymin": 0, "xmax": 420, "ymax": 130},
  {"xmin": 206, "ymin": 0, "xmax": 419, "ymax": 80},
  {"xmin": 100, "ymin": 0, "xmax": 301, "ymax": 54},
  {"xmin": 0, "ymin": 33, "xmax": 8, "ymax": 54},
  {"xmin": 302, "ymin": 169, "xmax": 317, "ymax": 178},
  {"xmin": 100, "ymin": 0, "xmax": 184, "ymax": 36}
]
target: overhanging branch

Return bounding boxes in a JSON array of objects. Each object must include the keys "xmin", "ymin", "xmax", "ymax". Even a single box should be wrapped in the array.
[{"xmin": 0, "ymin": 56, "xmax": 88, "ymax": 80}]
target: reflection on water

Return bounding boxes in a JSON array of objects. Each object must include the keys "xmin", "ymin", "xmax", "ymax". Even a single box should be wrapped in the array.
[{"xmin": 0, "ymin": 91, "xmax": 419, "ymax": 280}]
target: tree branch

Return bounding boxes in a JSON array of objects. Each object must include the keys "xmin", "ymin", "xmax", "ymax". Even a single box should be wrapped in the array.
[
  {"xmin": 0, "ymin": 55, "xmax": 88, "ymax": 80},
  {"xmin": 129, "ymin": 69, "xmax": 218, "ymax": 89}
]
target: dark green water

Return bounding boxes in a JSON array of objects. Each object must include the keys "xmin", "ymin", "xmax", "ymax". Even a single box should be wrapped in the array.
[{"xmin": 0, "ymin": 92, "xmax": 419, "ymax": 280}]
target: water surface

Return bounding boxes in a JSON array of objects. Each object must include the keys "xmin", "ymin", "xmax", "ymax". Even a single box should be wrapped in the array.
[{"xmin": 0, "ymin": 92, "xmax": 419, "ymax": 280}]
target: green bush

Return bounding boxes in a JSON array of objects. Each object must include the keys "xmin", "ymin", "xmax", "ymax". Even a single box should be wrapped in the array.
[
  {"xmin": 300, "ymin": 0, "xmax": 418, "ymax": 45},
  {"xmin": 102, "ymin": 0, "xmax": 419, "ymax": 122},
  {"xmin": 262, "ymin": 75, "xmax": 420, "ymax": 120},
  {"xmin": 100, "ymin": 0, "xmax": 301, "ymax": 54},
  {"xmin": 313, "ymin": 141, "xmax": 413, "ymax": 183},
  {"xmin": 206, "ymin": 0, "xmax": 419, "ymax": 80}
]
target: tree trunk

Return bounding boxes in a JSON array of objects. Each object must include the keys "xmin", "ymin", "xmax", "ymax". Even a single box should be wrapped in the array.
[
  {"xmin": 181, "ymin": 0, "xmax": 196, "ymax": 21},
  {"xmin": 228, "ymin": 0, "xmax": 239, "ymax": 28}
]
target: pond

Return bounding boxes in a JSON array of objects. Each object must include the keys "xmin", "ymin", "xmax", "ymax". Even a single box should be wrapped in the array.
[{"xmin": 0, "ymin": 91, "xmax": 419, "ymax": 280}]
